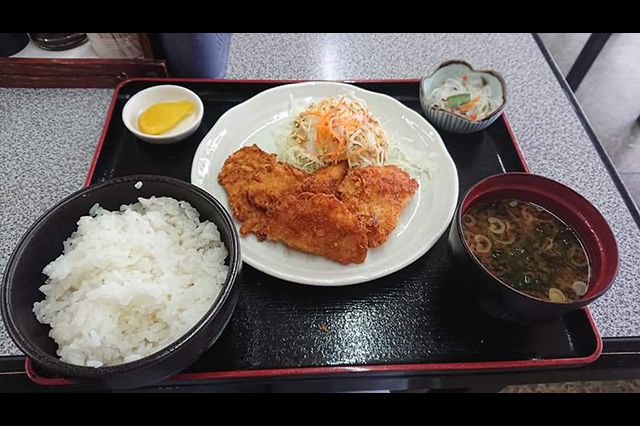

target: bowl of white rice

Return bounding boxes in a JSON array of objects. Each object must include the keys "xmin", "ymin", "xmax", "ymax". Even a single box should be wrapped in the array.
[{"xmin": 1, "ymin": 175, "xmax": 241, "ymax": 390}]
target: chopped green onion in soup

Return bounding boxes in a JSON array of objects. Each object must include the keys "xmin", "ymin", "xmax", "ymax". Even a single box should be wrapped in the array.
[{"xmin": 461, "ymin": 199, "xmax": 590, "ymax": 303}]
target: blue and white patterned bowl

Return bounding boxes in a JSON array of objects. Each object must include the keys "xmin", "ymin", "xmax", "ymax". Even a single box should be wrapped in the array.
[{"xmin": 419, "ymin": 60, "xmax": 507, "ymax": 134}]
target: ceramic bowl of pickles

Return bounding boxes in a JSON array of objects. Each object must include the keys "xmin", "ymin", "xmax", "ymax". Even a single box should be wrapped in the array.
[
  {"xmin": 122, "ymin": 84, "xmax": 204, "ymax": 144},
  {"xmin": 420, "ymin": 60, "xmax": 507, "ymax": 134}
]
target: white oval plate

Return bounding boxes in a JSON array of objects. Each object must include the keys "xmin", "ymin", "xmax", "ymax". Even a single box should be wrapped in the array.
[{"xmin": 191, "ymin": 82, "xmax": 459, "ymax": 286}]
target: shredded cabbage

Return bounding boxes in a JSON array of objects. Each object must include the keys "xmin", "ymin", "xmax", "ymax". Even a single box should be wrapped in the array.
[
  {"xmin": 277, "ymin": 93, "xmax": 435, "ymax": 180},
  {"xmin": 385, "ymin": 137, "xmax": 439, "ymax": 181},
  {"xmin": 277, "ymin": 95, "xmax": 387, "ymax": 172}
]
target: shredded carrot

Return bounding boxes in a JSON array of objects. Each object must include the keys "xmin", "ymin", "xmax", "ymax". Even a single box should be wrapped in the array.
[
  {"xmin": 458, "ymin": 96, "xmax": 481, "ymax": 113},
  {"xmin": 308, "ymin": 102, "xmax": 367, "ymax": 163},
  {"xmin": 289, "ymin": 96, "xmax": 389, "ymax": 168},
  {"xmin": 301, "ymin": 110, "xmax": 321, "ymax": 117}
]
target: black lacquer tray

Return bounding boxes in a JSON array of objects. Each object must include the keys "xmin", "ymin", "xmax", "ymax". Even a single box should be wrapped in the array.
[{"xmin": 26, "ymin": 79, "xmax": 601, "ymax": 387}]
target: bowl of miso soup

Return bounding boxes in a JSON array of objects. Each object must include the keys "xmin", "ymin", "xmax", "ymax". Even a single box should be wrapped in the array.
[{"xmin": 448, "ymin": 172, "xmax": 618, "ymax": 324}]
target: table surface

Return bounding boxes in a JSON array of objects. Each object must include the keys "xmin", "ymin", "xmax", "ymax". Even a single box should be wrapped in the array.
[{"xmin": 1, "ymin": 33, "xmax": 639, "ymax": 359}]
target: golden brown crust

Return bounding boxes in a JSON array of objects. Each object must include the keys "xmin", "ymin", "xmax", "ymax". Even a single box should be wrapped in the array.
[
  {"xmin": 218, "ymin": 146, "xmax": 418, "ymax": 263},
  {"xmin": 266, "ymin": 192, "xmax": 368, "ymax": 264},
  {"xmin": 218, "ymin": 145, "xmax": 277, "ymax": 238},
  {"xmin": 246, "ymin": 162, "xmax": 306, "ymax": 210},
  {"xmin": 337, "ymin": 165, "xmax": 419, "ymax": 247},
  {"xmin": 300, "ymin": 161, "xmax": 348, "ymax": 195}
]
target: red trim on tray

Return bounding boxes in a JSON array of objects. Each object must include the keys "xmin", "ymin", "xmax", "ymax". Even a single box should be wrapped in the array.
[
  {"xmin": 501, "ymin": 113, "xmax": 530, "ymax": 173},
  {"xmin": 585, "ymin": 308, "xmax": 604, "ymax": 357},
  {"xmin": 111, "ymin": 77, "xmax": 422, "ymax": 85},
  {"xmin": 40, "ymin": 78, "xmax": 600, "ymax": 388},
  {"xmin": 25, "ymin": 358, "xmax": 72, "ymax": 386},
  {"xmin": 82, "ymin": 78, "xmax": 420, "ymax": 187},
  {"xmin": 83, "ymin": 82, "xmax": 123, "ymax": 187},
  {"xmin": 172, "ymin": 334, "xmax": 602, "ymax": 380},
  {"xmin": 25, "ymin": 309, "xmax": 602, "ymax": 386}
]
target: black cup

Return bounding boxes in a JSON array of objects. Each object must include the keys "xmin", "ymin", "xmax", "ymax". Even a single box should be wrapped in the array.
[
  {"xmin": 0, "ymin": 33, "xmax": 28, "ymax": 56},
  {"xmin": 28, "ymin": 33, "xmax": 88, "ymax": 51}
]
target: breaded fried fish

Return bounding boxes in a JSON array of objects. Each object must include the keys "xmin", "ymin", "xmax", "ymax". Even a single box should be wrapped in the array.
[
  {"xmin": 338, "ymin": 165, "xmax": 419, "ymax": 248},
  {"xmin": 218, "ymin": 145, "xmax": 419, "ymax": 264},
  {"xmin": 217, "ymin": 145, "xmax": 276, "ymax": 238},
  {"xmin": 246, "ymin": 162, "xmax": 306, "ymax": 210},
  {"xmin": 300, "ymin": 161, "xmax": 348, "ymax": 195},
  {"xmin": 266, "ymin": 192, "xmax": 368, "ymax": 264}
]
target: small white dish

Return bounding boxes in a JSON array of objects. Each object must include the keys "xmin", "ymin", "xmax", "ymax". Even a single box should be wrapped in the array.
[{"xmin": 122, "ymin": 84, "xmax": 204, "ymax": 144}]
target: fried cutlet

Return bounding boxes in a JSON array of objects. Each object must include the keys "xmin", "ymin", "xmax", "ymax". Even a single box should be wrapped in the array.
[
  {"xmin": 248, "ymin": 161, "xmax": 348, "ymax": 210},
  {"xmin": 337, "ymin": 165, "xmax": 419, "ymax": 248},
  {"xmin": 217, "ymin": 145, "xmax": 277, "ymax": 238},
  {"xmin": 219, "ymin": 145, "xmax": 418, "ymax": 262},
  {"xmin": 300, "ymin": 161, "xmax": 349, "ymax": 195},
  {"xmin": 266, "ymin": 192, "xmax": 368, "ymax": 264},
  {"xmin": 245, "ymin": 162, "xmax": 306, "ymax": 210}
]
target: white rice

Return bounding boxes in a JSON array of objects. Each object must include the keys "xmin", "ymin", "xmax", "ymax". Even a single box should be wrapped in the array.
[{"xmin": 33, "ymin": 196, "xmax": 228, "ymax": 368}]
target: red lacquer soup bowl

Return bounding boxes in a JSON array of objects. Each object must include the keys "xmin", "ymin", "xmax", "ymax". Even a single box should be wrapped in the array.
[{"xmin": 447, "ymin": 172, "xmax": 618, "ymax": 324}]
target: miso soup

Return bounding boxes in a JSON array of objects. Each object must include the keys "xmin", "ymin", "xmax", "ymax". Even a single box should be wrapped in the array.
[{"xmin": 461, "ymin": 199, "xmax": 590, "ymax": 303}]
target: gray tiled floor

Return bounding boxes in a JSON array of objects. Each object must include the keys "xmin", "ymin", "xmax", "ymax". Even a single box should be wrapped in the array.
[
  {"xmin": 503, "ymin": 379, "xmax": 640, "ymax": 393},
  {"xmin": 538, "ymin": 33, "xmax": 592, "ymax": 75},
  {"xmin": 570, "ymin": 33, "xmax": 640, "ymax": 216},
  {"xmin": 539, "ymin": 33, "xmax": 640, "ymax": 211},
  {"xmin": 506, "ymin": 33, "xmax": 640, "ymax": 393}
]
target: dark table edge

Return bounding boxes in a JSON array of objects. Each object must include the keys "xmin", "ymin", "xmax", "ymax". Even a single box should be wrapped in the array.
[
  {"xmin": 3, "ymin": 39, "xmax": 640, "ymax": 390},
  {"xmin": 531, "ymin": 33, "xmax": 640, "ymax": 350},
  {"xmin": 531, "ymin": 33, "xmax": 640, "ymax": 228},
  {"xmin": 3, "ymin": 351, "xmax": 640, "ymax": 392}
]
